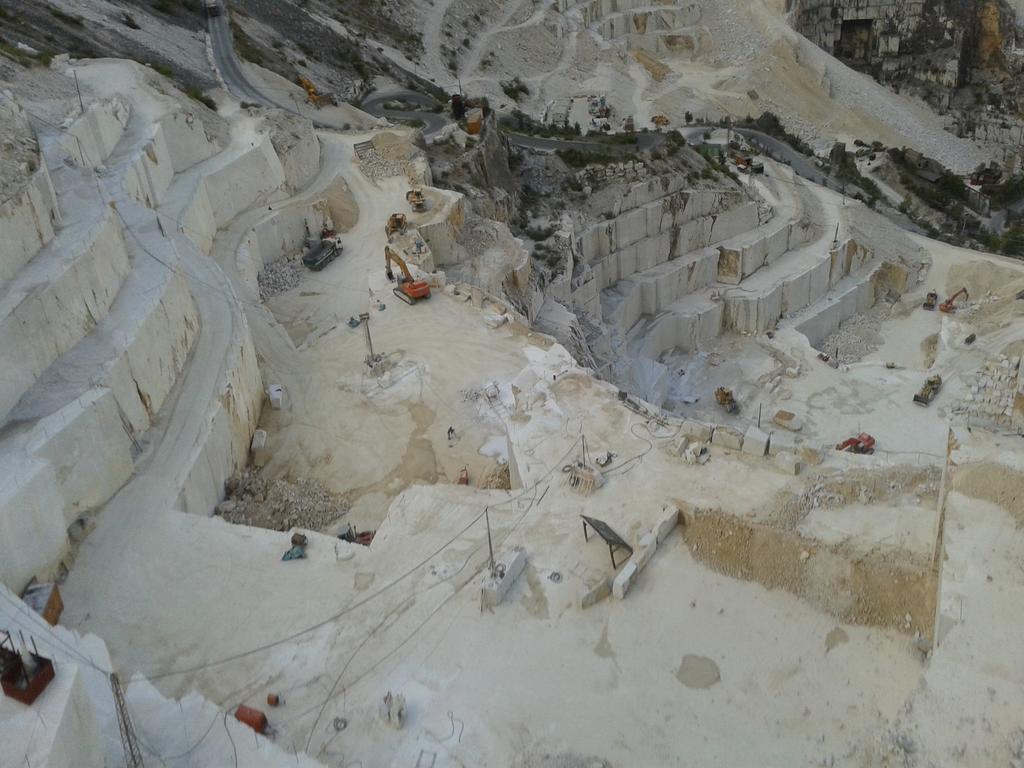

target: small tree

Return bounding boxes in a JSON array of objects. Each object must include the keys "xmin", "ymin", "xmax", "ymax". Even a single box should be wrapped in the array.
[{"xmin": 684, "ymin": 111, "xmax": 693, "ymax": 124}]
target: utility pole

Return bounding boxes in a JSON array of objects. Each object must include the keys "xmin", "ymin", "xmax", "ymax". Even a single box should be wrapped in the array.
[
  {"xmin": 485, "ymin": 507, "xmax": 495, "ymax": 575},
  {"xmin": 73, "ymin": 70, "xmax": 85, "ymax": 114},
  {"xmin": 359, "ymin": 312, "xmax": 375, "ymax": 367},
  {"xmin": 110, "ymin": 673, "xmax": 144, "ymax": 768}
]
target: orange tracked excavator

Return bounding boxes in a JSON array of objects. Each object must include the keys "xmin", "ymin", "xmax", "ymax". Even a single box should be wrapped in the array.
[
  {"xmin": 385, "ymin": 246, "xmax": 430, "ymax": 305},
  {"xmin": 939, "ymin": 288, "xmax": 968, "ymax": 313}
]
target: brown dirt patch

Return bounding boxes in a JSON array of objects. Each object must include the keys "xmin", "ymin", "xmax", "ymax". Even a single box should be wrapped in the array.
[
  {"xmin": 921, "ymin": 333, "xmax": 939, "ymax": 368},
  {"xmin": 950, "ymin": 462, "xmax": 1024, "ymax": 523},
  {"xmin": 766, "ymin": 466, "xmax": 941, "ymax": 529},
  {"xmin": 680, "ymin": 509, "xmax": 936, "ymax": 635}
]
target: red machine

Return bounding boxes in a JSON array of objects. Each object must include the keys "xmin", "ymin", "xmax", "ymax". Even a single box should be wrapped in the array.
[
  {"xmin": 835, "ymin": 433, "xmax": 876, "ymax": 455},
  {"xmin": 1, "ymin": 632, "xmax": 55, "ymax": 706},
  {"xmin": 457, "ymin": 467, "xmax": 469, "ymax": 485},
  {"xmin": 939, "ymin": 288, "xmax": 968, "ymax": 313},
  {"xmin": 385, "ymin": 246, "xmax": 430, "ymax": 305},
  {"xmin": 235, "ymin": 705, "xmax": 269, "ymax": 734}
]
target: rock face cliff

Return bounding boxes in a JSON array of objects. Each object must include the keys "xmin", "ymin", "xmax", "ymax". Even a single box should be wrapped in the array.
[{"xmin": 789, "ymin": 0, "xmax": 1019, "ymax": 91}]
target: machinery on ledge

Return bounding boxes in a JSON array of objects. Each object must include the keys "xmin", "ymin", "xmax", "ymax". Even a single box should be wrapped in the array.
[
  {"xmin": 714, "ymin": 387, "xmax": 738, "ymax": 414},
  {"xmin": 302, "ymin": 228, "xmax": 343, "ymax": 271},
  {"xmin": 940, "ymin": 288, "xmax": 968, "ymax": 313},
  {"xmin": 923, "ymin": 290, "xmax": 938, "ymax": 310},
  {"xmin": 385, "ymin": 246, "xmax": 431, "ymax": 305},
  {"xmin": 385, "ymin": 212, "xmax": 407, "ymax": 240},
  {"xmin": 913, "ymin": 374, "xmax": 942, "ymax": 406},
  {"xmin": 406, "ymin": 188, "xmax": 426, "ymax": 212},
  {"xmin": 297, "ymin": 76, "xmax": 336, "ymax": 108},
  {"xmin": 836, "ymin": 433, "xmax": 876, "ymax": 454}
]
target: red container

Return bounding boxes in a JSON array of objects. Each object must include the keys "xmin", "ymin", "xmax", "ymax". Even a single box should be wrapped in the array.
[
  {"xmin": 2, "ymin": 655, "xmax": 55, "ymax": 706},
  {"xmin": 235, "ymin": 705, "xmax": 268, "ymax": 734}
]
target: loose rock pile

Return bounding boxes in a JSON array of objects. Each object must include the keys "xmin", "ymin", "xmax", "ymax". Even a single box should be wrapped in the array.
[
  {"xmin": 217, "ymin": 468, "xmax": 350, "ymax": 531},
  {"xmin": 960, "ymin": 354, "xmax": 1022, "ymax": 428},
  {"xmin": 258, "ymin": 253, "xmax": 304, "ymax": 300},
  {"xmin": 820, "ymin": 301, "xmax": 892, "ymax": 364},
  {"xmin": 359, "ymin": 147, "xmax": 405, "ymax": 181},
  {"xmin": 0, "ymin": 99, "xmax": 39, "ymax": 201}
]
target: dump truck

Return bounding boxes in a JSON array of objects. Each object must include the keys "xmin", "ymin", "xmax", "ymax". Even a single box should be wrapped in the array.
[
  {"xmin": 923, "ymin": 290, "xmax": 938, "ymax": 310},
  {"xmin": 913, "ymin": 374, "xmax": 942, "ymax": 406},
  {"xmin": 205, "ymin": 0, "xmax": 221, "ymax": 17},
  {"xmin": 302, "ymin": 232, "xmax": 343, "ymax": 271}
]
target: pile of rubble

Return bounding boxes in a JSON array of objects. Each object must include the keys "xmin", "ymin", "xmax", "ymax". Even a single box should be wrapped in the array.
[
  {"xmin": 575, "ymin": 160, "xmax": 648, "ymax": 187},
  {"xmin": 0, "ymin": 98, "xmax": 38, "ymax": 201},
  {"xmin": 258, "ymin": 253, "xmax": 304, "ymax": 300},
  {"xmin": 819, "ymin": 301, "xmax": 892, "ymax": 364},
  {"xmin": 216, "ymin": 468, "xmax": 350, "ymax": 531},
  {"xmin": 960, "ymin": 354, "xmax": 1022, "ymax": 428},
  {"xmin": 359, "ymin": 147, "xmax": 406, "ymax": 181}
]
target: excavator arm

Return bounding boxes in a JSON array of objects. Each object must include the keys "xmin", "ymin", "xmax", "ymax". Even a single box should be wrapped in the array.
[
  {"xmin": 385, "ymin": 246, "xmax": 415, "ymax": 283},
  {"xmin": 384, "ymin": 247, "xmax": 430, "ymax": 305},
  {"xmin": 940, "ymin": 288, "xmax": 968, "ymax": 313}
]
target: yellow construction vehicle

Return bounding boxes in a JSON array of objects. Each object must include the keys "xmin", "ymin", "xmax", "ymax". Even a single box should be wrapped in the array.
[
  {"xmin": 297, "ymin": 76, "xmax": 336, "ymax": 108},
  {"xmin": 384, "ymin": 246, "xmax": 430, "ymax": 305},
  {"xmin": 714, "ymin": 387, "xmax": 738, "ymax": 413},
  {"xmin": 406, "ymin": 188, "xmax": 426, "ymax": 213},
  {"xmin": 385, "ymin": 213, "xmax": 407, "ymax": 240},
  {"xmin": 913, "ymin": 374, "xmax": 942, "ymax": 406},
  {"xmin": 651, "ymin": 115, "xmax": 669, "ymax": 127}
]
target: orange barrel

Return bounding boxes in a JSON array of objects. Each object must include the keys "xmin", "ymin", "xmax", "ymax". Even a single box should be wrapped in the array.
[{"xmin": 235, "ymin": 705, "xmax": 268, "ymax": 734}]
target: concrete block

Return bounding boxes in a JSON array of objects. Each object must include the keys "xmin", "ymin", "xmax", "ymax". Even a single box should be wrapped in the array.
[
  {"xmin": 267, "ymin": 384, "xmax": 285, "ymax": 410},
  {"xmin": 481, "ymin": 547, "xmax": 527, "ymax": 608},
  {"xmin": 612, "ymin": 560, "xmax": 639, "ymax": 600},
  {"xmin": 768, "ymin": 430, "xmax": 796, "ymax": 456},
  {"xmin": 577, "ymin": 573, "xmax": 612, "ymax": 610},
  {"xmin": 774, "ymin": 452, "xmax": 802, "ymax": 475},
  {"xmin": 634, "ymin": 531, "xmax": 657, "ymax": 570},
  {"xmin": 773, "ymin": 410, "xmax": 804, "ymax": 431},
  {"xmin": 655, "ymin": 506, "xmax": 680, "ymax": 544},
  {"xmin": 743, "ymin": 426, "xmax": 770, "ymax": 457},
  {"xmin": 680, "ymin": 419, "xmax": 713, "ymax": 442},
  {"xmin": 711, "ymin": 425, "xmax": 744, "ymax": 451},
  {"xmin": 667, "ymin": 434, "xmax": 690, "ymax": 457}
]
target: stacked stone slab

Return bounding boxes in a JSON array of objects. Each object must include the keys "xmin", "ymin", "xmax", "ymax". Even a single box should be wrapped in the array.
[
  {"xmin": 574, "ymin": 179, "xmax": 756, "ymax": 322},
  {"xmin": 0, "ymin": 83, "xmax": 281, "ymax": 591},
  {"xmin": 962, "ymin": 354, "xmax": 1022, "ymax": 430}
]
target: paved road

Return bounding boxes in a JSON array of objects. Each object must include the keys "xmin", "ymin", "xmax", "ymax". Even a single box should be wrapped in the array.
[
  {"xmin": 207, "ymin": 2, "xmax": 348, "ymax": 131},
  {"xmin": 506, "ymin": 130, "xmax": 666, "ymax": 153},
  {"xmin": 207, "ymin": 5, "xmax": 278, "ymax": 108},
  {"xmin": 360, "ymin": 89, "xmax": 450, "ymax": 138}
]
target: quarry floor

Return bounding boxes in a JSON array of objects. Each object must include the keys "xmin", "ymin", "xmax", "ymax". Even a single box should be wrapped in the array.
[{"xmin": 53, "ymin": 107, "xmax": 1024, "ymax": 766}]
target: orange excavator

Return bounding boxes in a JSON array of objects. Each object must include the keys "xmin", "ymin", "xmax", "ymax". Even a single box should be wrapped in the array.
[
  {"xmin": 385, "ymin": 246, "xmax": 430, "ymax": 305},
  {"xmin": 939, "ymin": 288, "xmax": 968, "ymax": 314},
  {"xmin": 297, "ymin": 76, "xmax": 336, "ymax": 108}
]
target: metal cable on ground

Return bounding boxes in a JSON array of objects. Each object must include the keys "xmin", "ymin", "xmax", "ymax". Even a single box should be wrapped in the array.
[
  {"xmin": 296, "ymin": 440, "xmax": 569, "ymax": 753},
  {"xmin": 144, "ymin": 438, "xmax": 579, "ymax": 682}
]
